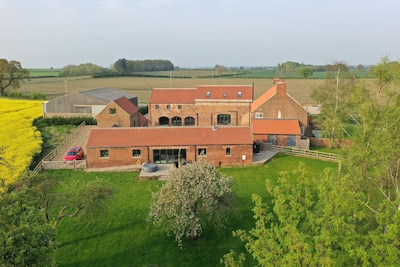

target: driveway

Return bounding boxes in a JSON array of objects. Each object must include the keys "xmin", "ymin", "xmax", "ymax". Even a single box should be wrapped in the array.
[{"xmin": 52, "ymin": 125, "xmax": 95, "ymax": 161}]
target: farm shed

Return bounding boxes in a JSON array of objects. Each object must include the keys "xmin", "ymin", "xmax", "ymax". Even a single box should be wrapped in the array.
[
  {"xmin": 86, "ymin": 126, "xmax": 253, "ymax": 168},
  {"xmin": 42, "ymin": 88, "xmax": 138, "ymax": 118}
]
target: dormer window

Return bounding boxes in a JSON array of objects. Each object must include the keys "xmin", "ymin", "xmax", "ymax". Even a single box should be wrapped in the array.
[
  {"xmin": 206, "ymin": 91, "xmax": 211, "ymax": 97},
  {"xmin": 237, "ymin": 91, "xmax": 242, "ymax": 97}
]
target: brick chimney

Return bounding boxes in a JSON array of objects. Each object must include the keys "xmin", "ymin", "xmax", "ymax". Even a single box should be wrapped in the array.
[
  {"xmin": 276, "ymin": 80, "xmax": 286, "ymax": 96},
  {"xmin": 273, "ymin": 77, "xmax": 285, "ymax": 85}
]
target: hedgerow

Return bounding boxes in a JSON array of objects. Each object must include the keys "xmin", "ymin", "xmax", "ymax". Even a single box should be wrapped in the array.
[
  {"xmin": 33, "ymin": 116, "xmax": 97, "ymax": 127},
  {"xmin": 0, "ymin": 98, "xmax": 44, "ymax": 184}
]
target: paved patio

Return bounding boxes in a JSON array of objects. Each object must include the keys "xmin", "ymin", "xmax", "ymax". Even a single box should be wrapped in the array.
[{"xmin": 86, "ymin": 150, "xmax": 277, "ymax": 179}]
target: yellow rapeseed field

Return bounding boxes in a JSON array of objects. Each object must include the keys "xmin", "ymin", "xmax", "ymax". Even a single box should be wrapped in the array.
[{"xmin": 0, "ymin": 98, "xmax": 44, "ymax": 184}]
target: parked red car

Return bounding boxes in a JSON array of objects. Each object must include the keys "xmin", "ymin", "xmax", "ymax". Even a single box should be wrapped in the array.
[{"xmin": 63, "ymin": 146, "xmax": 84, "ymax": 161}]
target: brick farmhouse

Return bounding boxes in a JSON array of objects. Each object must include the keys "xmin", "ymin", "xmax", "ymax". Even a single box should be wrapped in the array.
[{"xmin": 86, "ymin": 79, "xmax": 312, "ymax": 168}]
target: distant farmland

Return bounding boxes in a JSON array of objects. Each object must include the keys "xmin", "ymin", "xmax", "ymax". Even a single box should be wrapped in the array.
[
  {"xmin": 20, "ymin": 74, "xmax": 327, "ymax": 105},
  {"xmin": 20, "ymin": 68, "xmax": 371, "ymax": 105}
]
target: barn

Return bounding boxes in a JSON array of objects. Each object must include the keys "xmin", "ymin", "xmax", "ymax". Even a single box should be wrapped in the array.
[{"xmin": 42, "ymin": 88, "xmax": 138, "ymax": 118}]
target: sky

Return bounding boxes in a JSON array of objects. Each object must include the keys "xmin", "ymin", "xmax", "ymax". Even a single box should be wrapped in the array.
[{"xmin": 1, "ymin": 0, "xmax": 399, "ymax": 69}]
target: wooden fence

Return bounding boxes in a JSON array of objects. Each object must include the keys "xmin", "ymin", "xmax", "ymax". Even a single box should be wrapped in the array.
[
  {"xmin": 41, "ymin": 160, "xmax": 87, "ymax": 170},
  {"xmin": 32, "ymin": 122, "xmax": 87, "ymax": 174},
  {"xmin": 268, "ymin": 145, "xmax": 340, "ymax": 162}
]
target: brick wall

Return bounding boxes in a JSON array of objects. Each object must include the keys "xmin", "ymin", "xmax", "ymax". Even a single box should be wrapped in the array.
[
  {"xmin": 97, "ymin": 102, "xmax": 139, "ymax": 127},
  {"xmin": 87, "ymin": 144, "xmax": 253, "ymax": 168},
  {"xmin": 149, "ymin": 102, "xmax": 251, "ymax": 126},
  {"xmin": 253, "ymin": 134, "xmax": 301, "ymax": 147},
  {"xmin": 252, "ymin": 83, "xmax": 309, "ymax": 128},
  {"xmin": 86, "ymin": 146, "xmax": 150, "ymax": 168},
  {"xmin": 149, "ymin": 103, "xmax": 197, "ymax": 126}
]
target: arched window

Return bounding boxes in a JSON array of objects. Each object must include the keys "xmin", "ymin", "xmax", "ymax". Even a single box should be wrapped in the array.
[
  {"xmin": 158, "ymin": 116, "xmax": 169, "ymax": 126},
  {"xmin": 171, "ymin": 116, "xmax": 182, "ymax": 126},
  {"xmin": 278, "ymin": 109, "xmax": 282, "ymax": 118},
  {"xmin": 184, "ymin": 116, "xmax": 195, "ymax": 126},
  {"xmin": 217, "ymin": 114, "xmax": 231, "ymax": 125}
]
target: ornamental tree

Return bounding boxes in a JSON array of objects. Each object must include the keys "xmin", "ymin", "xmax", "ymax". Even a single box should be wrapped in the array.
[{"xmin": 147, "ymin": 161, "xmax": 235, "ymax": 248}]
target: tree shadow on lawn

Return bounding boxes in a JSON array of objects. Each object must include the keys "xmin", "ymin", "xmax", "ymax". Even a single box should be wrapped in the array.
[
  {"xmin": 58, "ymin": 221, "xmax": 139, "ymax": 248},
  {"xmin": 57, "ymin": 222, "xmax": 239, "ymax": 267}
]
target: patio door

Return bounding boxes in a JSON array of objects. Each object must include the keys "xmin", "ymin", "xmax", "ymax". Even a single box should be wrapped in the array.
[{"xmin": 153, "ymin": 149, "xmax": 186, "ymax": 164}]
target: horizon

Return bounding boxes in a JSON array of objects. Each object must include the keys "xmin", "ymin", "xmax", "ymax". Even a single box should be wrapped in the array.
[{"xmin": 1, "ymin": 0, "xmax": 399, "ymax": 69}]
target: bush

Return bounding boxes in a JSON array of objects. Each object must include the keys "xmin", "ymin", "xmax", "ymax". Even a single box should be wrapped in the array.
[
  {"xmin": 28, "ymin": 93, "xmax": 46, "ymax": 100},
  {"xmin": 5, "ymin": 91, "xmax": 23, "ymax": 98},
  {"xmin": 139, "ymin": 105, "xmax": 148, "ymax": 114},
  {"xmin": 34, "ymin": 116, "xmax": 97, "ymax": 127}
]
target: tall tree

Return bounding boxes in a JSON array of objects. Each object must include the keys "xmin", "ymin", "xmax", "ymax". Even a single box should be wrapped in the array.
[
  {"xmin": 0, "ymin": 180, "xmax": 56, "ymax": 266},
  {"xmin": 223, "ymin": 163, "xmax": 365, "ymax": 266},
  {"xmin": 9, "ymin": 173, "xmax": 113, "ymax": 229},
  {"xmin": 311, "ymin": 61, "xmax": 356, "ymax": 147},
  {"xmin": 298, "ymin": 67, "xmax": 313, "ymax": 78},
  {"xmin": 370, "ymin": 56, "xmax": 400, "ymax": 95},
  {"xmin": 147, "ymin": 161, "xmax": 235, "ymax": 248},
  {"xmin": 224, "ymin": 59, "xmax": 400, "ymax": 267},
  {"xmin": 113, "ymin": 58, "xmax": 128, "ymax": 74},
  {"xmin": 214, "ymin": 65, "xmax": 226, "ymax": 78},
  {"xmin": 0, "ymin": 59, "xmax": 29, "ymax": 96}
]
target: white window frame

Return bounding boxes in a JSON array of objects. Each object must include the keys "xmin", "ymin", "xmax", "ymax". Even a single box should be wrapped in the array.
[{"xmin": 255, "ymin": 112, "xmax": 263, "ymax": 118}]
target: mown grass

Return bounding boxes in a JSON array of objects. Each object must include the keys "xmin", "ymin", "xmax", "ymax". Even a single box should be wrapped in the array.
[{"xmin": 48, "ymin": 154, "xmax": 337, "ymax": 266}]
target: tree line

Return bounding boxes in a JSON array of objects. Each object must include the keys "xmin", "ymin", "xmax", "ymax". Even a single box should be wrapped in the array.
[
  {"xmin": 276, "ymin": 60, "xmax": 370, "ymax": 78},
  {"xmin": 112, "ymin": 58, "xmax": 174, "ymax": 74}
]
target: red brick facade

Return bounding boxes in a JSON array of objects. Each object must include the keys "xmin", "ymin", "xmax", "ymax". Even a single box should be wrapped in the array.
[
  {"xmin": 97, "ymin": 102, "xmax": 139, "ymax": 127},
  {"xmin": 97, "ymin": 97, "xmax": 147, "ymax": 127},
  {"xmin": 86, "ymin": 127, "xmax": 253, "ymax": 168},
  {"xmin": 148, "ymin": 85, "xmax": 253, "ymax": 127},
  {"xmin": 251, "ymin": 81, "xmax": 310, "ymax": 135},
  {"xmin": 86, "ymin": 144, "xmax": 252, "ymax": 168}
]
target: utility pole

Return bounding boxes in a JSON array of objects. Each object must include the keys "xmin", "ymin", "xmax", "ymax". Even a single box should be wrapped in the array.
[{"xmin": 64, "ymin": 80, "xmax": 68, "ymax": 95}]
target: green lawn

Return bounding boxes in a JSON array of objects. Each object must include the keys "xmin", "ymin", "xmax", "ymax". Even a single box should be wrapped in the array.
[{"xmin": 48, "ymin": 155, "xmax": 337, "ymax": 266}]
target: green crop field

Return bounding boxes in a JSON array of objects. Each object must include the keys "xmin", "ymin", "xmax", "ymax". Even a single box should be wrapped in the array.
[
  {"xmin": 49, "ymin": 155, "xmax": 337, "ymax": 266},
  {"xmin": 28, "ymin": 68, "xmax": 61, "ymax": 78}
]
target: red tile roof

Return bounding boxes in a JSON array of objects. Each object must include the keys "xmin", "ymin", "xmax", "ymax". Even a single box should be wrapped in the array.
[
  {"xmin": 114, "ymin": 96, "xmax": 139, "ymax": 114},
  {"xmin": 195, "ymin": 85, "xmax": 253, "ymax": 101},
  {"xmin": 252, "ymin": 119, "xmax": 300, "ymax": 135},
  {"xmin": 251, "ymin": 84, "xmax": 277, "ymax": 112},
  {"xmin": 138, "ymin": 113, "xmax": 148, "ymax": 127},
  {"xmin": 149, "ymin": 85, "xmax": 253, "ymax": 104},
  {"xmin": 87, "ymin": 127, "xmax": 253, "ymax": 147},
  {"xmin": 149, "ymin": 88, "xmax": 196, "ymax": 104}
]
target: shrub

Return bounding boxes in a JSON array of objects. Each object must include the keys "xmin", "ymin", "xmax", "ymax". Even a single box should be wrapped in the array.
[
  {"xmin": 34, "ymin": 116, "xmax": 97, "ymax": 127},
  {"xmin": 28, "ymin": 92, "xmax": 46, "ymax": 100}
]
